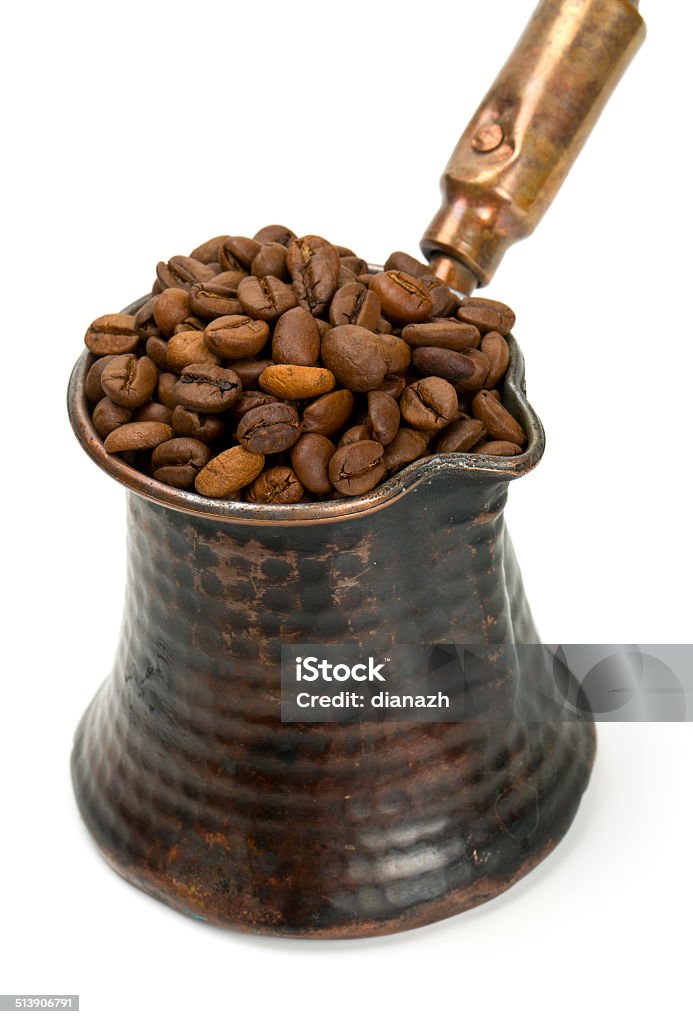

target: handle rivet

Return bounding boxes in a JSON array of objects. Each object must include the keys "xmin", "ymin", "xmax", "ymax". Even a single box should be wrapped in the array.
[{"xmin": 471, "ymin": 123, "xmax": 504, "ymax": 152}]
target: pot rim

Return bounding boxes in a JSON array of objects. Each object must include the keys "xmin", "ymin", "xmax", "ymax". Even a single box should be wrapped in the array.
[{"xmin": 67, "ymin": 294, "xmax": 545, "ymax": 525}]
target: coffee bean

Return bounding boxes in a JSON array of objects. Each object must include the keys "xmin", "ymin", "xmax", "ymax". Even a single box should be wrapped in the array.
[
  {"xmin": 173, "ymin": 364, "xmax": 242, "ymax": 413},
  {"xmin": 234, "ymin": 391, "xmax": 279, "ymax": 418},
  {"xmin": 85, "ymin": 314, "xmax": 140, "ymax": 356},
  {"xmin": 480, "ymin": 331, "xmax": 510, "ymax": 387},
  {"xmin": 189, "ymin": 235, "xmax": 230, "ymax": 264},
  {"xmin": 153, "ymin": 288, "xmax": 191, "ymax": 336},
  {"xmin": 329, "ymin": 282, "xmax": 381, "ymax": 331},
  {"xmin": 400, "ymin": 376, "xmax": 457, "ymax": 430},
  {"xmin": 301, "ymin": 389, "xmax": 354, "ymax": 435},
  {"xmin": 237, "ymin": 275, "xmax": 297, "ymax": 322},
  {"xmin": 104, "ymin": 421, "xmax": 173, "ymax": 453},
  {"xmin": 457, "ymin": 297, "xmax": 516, "ymax": 336},
  {"xmin": 173, "ymin": 315, "xmax": 207, "ymax": 334},
  {"xmin": 92, "ymin": 397, "xmax": 132, "ymax": 439},
  {"xmin": 230, "ymin": 359, "xmax": 274, "ymax": 389},
  {"xmin": 145, "ymin": 335, "xmax": 170, "ymax": 371},
  {"xmin": 321, "ymin": 325, "xmax": 387, "ymax": 392},
  {"xmin": 204, "ymin": 315, "xmax": 269, "ymax": 359},
  {"xmin": 452, "ymin": 348, "xmax": 491, "ymax": 392},
  {"xmin": 237, "ymin": 402, "xmax": 301, "ymax": 454},
  {"xmin": 151, "ymin": 437, "xmax": 212, "ymax": 488},
  {"xmin": 434, "ymin": 418, "xmax": 487, "ymax": 453},
  {"xmin": 194, "ymin": 446, "xmax": 265, "ymax": 497},
  {"xmin": 290, "ymin": 434, "xmax": 336, "ymax": 495},
  {"xmin": 254, "ymin": 224, "xmax": 296, "ymax": 246},
  {"xmin": 272, "ymin": 307, "xmax": 321, "ymax": 365},
  {"xmin": 166, "ymin": 330, "xmax": 220, "ymax": 373},
  {"xmin": 133, "ymin": 402, "xmax": 173, "ymax": 426},
  {"xmin": 189, "ymin": 279, "xmax": 245, "ymax": 320},
  {"xmin": 411, "ymin": 346, "xmax": 478, "ymax": 383},
  {"xmin": 340, "ymin": 256, "xmax": 369, "ymax": 276},
  {"xmin": 245, "ymin": 466, "xmax": 305, "ymax": 504},
  {"xmin": 101, "ymin": 354, "xmax": 158, "ymax": 409},
  {"xmin": 419, "ymin": 276, "xmax": 459, "ymax": 318},
  {"xmin": 384, "ymin": 428, "xmax": 428, "ymax": 472},
  {"xmin": 366, "ymin": 390, "xmax": 400, "ymax": 446},
  {"xmin": 251, "ymin": 242, "xmax": 288, "ymax": 280},
  {"xmin": 329, "ymin": 440, "xmax": 386, "ymax": 496},
  {"xmin": 85, "ymin": 355, "xmax": 116, "ymax": 403},
  {"xmin": 171, "ymin": 405, "xmax": 225, "ymax": 444},
  {"xmin": 376, "ymin": 316, "xmax": 392, "ymax": 334},
  {"xmin": 219, "ymin": 235, "xmax": 261, "ymax": 270},
  {"xmin": 370, "ymin": 271, "xmax": 433, "ymax": 324},
  {"xmin": 375, "ymin": 336, "xmax": 412, "ymax": 376},
  {"xmin": 338, "ymin": 424, "xmax": 372, "ymax": 447},
  {"xmin": 384, "ymin": 251, "xmax": 430, "ymax": 278},
  {"xmin": 258, "ymin": 364, "xmax": 335, "ymax": 400},
  {"xmin": 134, "ymin": 297, "xmax": 160, "ymax": 339},
  {"xmin": 402, "ymin": 320, "xmax": 481, "ymax": 350},
  {"xmin": 157, "ymin": 372, "xmax": 180, "ymax": 409},
  {"xmin": 286, "ymin": 235, "xmax": 341, "ymax": 316},
  {"xmin": 472, "ymin": 390, "xmax": 526, "ymax": 446},
  {"xmin": 156, "ymin": 256, "xmax": 215, "ymax": 290},
  {"xmin": 472, "ymin": 440, "xmax": 523, "ymax": 455},
  {"xmin": 377, "ymin": 374, "xmax": 408, "ymax": 400}
]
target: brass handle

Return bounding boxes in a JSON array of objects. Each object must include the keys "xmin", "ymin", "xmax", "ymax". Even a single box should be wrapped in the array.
[{"xmin": 421, "ymin": 0, "xmax": 646, "ymax": 294}]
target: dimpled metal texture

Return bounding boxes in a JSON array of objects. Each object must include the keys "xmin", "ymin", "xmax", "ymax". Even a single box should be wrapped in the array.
[{"xmin": 71, "ymin": 469, "xmax": 595, "ymax": 938}]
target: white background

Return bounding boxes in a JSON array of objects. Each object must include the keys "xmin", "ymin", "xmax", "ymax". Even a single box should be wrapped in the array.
[{"xmin": 2, "ymin": 1, "xmax": 691, "ymax": 1021}]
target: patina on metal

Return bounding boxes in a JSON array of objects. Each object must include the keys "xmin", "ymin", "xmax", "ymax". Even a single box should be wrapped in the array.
[{"xmin": 421, "ymin": 0, "xmax": 646, "ymax": 292}]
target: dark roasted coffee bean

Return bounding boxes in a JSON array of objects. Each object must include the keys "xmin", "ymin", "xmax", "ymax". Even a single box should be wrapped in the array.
[
  {"xmin": 321, "ymin": 325, "xmax": 387, "ymax": 392},
  {"xmin": 237, "ymin": 402, "xmax": 301, "ymax": 454},
  {"xmin": 384, "ymin": 428, "xmax": 429, "ymax": 473},
  {"xmin": 452, "ymin": 348, "xmax": 491, "ymax": 392},
  {"xmin": 152, "ymin": 437, "xmax": 211, "ymax": 488},
  {"xmin": 237, "ymin": 275, "xmax": 297, "ymax": 322},
  {"xmin": 338, "ymin": 424, "xmax": 372, "ymax": 447},
  {"xmin": 101, "ymin": 354, "xmax": 158, "ymax": 409},
  {"xmin": 104, "ymin": 421, "xmax": 173, "ymax": 453},
  {"xmin": 472, "ymin": 390, "xmax": 526, "ymax": 445},
  {"xmin": 481, "ymin": 331, "xmax": 510, "ymax": 387},
  {"xmin": 329, "ymin": 440, "xmax": 385, "ymax": 496},
  {"xmin": 366, "ymin": 390, "xmax": 400, "ymax": 446},
  {"xmin": 412, "ymin": 346, "xmax": 478, "ymax": 383},
  {"xmin": 195, "ymin": 446, "xmax": 265, "ymax": 497},
  {"xmin": 290, "ymin": 434, "xmax": 336, "ymax": 496},
  {"xmin": 189, "ymin": 235, "xmax": 230, "ymax": 264},
  {"xmin": 302, "ymin": 389, "xmax": 354, "ymax": 436},
  {"xmin": 245, "ymin": 466, "xmax": 305, "ymax": 504},
  {"xmin": 133, "ymin": 402, "xmax": 173, "ymax": 426},
  {"xmin": 472, "ymin": 440, "xmax": 523, "ymax": 455},
  {"xmin": 419, "ymin": 275, "xmax": 459, "ymax": 318},
  {"xmin": 329, "ymin": 282, "xmax": 381, "ymax": 330},
  {"xmin": 457, "ymin": 297, "xmax": 516, "ymax": 336},
  {"xmin": 340, "ymin": 255, "xmax": 369, "ymax": 276},
  {"xmin": 434, "ymin": 418, "xmax": 487, "ymax": 453},
  {"xmin": 189, "ymin": 279, "xmax": 245, "ymax": 320},
  {"xmin": 272, "ymin": 307, "xmax": 321, "ymax": 366},
  {"xmin": 230, "ymin": 358, "xmax": 274, "ymax": 389},
  {"xmin": 85, "ymin": 355, "xmax": 116, "ymax": 404},
  {"xmin": 85, "ymin": 314, "xmax": 140, "ymax": 356},
  {"xmin": 92, "ymin": 397, "xmax": 132, "ymax": 439},
  {"xmin": 167, "ymin": 330, "xmax": 220, "ymax": 373},
  {"xmin": 204, "ymin": 315, "xmax": 269, "ymax": 359},
  {"xmin": 251, "ymin": 242, "xmax": 287, "ymax": 280},
  {"xmin": 156, "ymin": 256, "xmax": 215, "ymax": 290},
  {"xmin": 219, "ymin": 235, "xmax": 261, "ymax": 270},
  {"xmin": 145, "ymin": 335, "xmax": 169, "ymax": 371},
  {"xmin": 173, "ymin": 364, "xmax": 242, "ymax": 413},
  {"xmin": 134, "ymin": 297, "xmax": 160, "ymax": 338},
  {"xmin": 286, "ymin": 235, "xmax": 341, "ymax": 316},
  {"xmin": 370, "ymin": 271, "xmax": 433, "ymax": 324},
  {"xmin": 153, "ymin": 288, "xmax": 191, "ymax": 336},
  {"xmin": 402, "ymin": 320, "xmax": 481, "ymax": 350},
  {"xmin": 157, "ymin": 372, "xmax": 180, "ymax": 409},
  {"xmin": 254, "ymin": 224, "xmax": 296, "ymax": 246},
  {"xmin": 259, "ymin": 364, "xmax": 335, "ymax": 400},
  {"xmin": 374, "ymin": 334, "xmax": 411, "ymax": 374},
  {"xmin": 377, "ymin": 374, "xmax": 408, "ymax": 400},
  {"xmin": 233, "ymin": 391, "xmax": 279, "ymax": 418},
  {"xmin": 400, "ymin": 376, "xmax": 457, "ymax": 430},
  {"xmin": 384, "ymin": 251, "xmax": 430, "ymax": 278},
  {"xmin": 171, "ymin": 405, "xmax": 225, "ymax": 444}
]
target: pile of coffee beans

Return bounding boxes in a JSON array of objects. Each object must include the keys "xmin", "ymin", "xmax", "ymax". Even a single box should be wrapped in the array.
[{"xmin": 82, "ymin": 226, "xmax": 527, "ymax": 503}]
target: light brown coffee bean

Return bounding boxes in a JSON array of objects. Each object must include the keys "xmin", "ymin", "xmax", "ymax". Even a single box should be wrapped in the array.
[
  {"xmin": 189, "ymin": 235, "xmax": 230, "ymax": 264},
  {"xmin": 290, "ymin": 434, "xmax": 336, "ymax": 495},
  {"xmin": 251, "ymin": 242, "xmax": 288, "ymax": 280},
  {"xmin": 286, "ymin": 235, "xmax": 341, "ymax": 317},
  {"xmin": 229, "ymin": 359, "xmax": 274, "ymax": 389},
  {"xmin": 204, "ymin": 315, "xmax": 269, "ymax": 359},
  {"xmin": 171, "ymin": 405, "xmax": 225, "ymax": 444},
  {"xmin": 219, "ymin": 235, "xmax": 261, "ymax": 270},
  {"xmin": 419, "ymin": 276, "xmax": 459, "ymax": 318},
  {"xmin": 245, "ymin": 466, "xmax": 305, "ymax": 504},
  {"xmin": 402, "ymin": 320, "xmax": 481, "ymax": 351},
  {"xmin": 338, "ymin": 424, "xmax": 372, "ymax": 447},
  {"xmin": 369, "ymin": 271, "xmax": 433, "ymax": 324},
  {"xmin": 480, "ymin": 331, "xmax": 510, "ymax": 387},
  {"xmin": 337, "ymin": 265, "xmax": 359, "ymax": 287},
  {"xmin": 157, "ymin": 255, "xmax": 216, "ymax": 290},
  {"xmin": 145, "ymin": 335, "xmax": 169, "ymax": 371},
  {"xmin": 341, "ymin": 255, "xmax": 369, "ymax": 276},
  {"xmin": 473, "ymin": 440, "xmax": 523, "ymax": 455},
  {"xmin": 134, "ymin": 298, "xmax": 159, "ymax": 339},
  {"xmin": 329, "ymin": 282, "xmax": 381, "ymax": 331},
  {"xmin": 272, "ymin": 307, "xmax": 321, "ymax": 365},
  {"xmin": 457, "ymin": 297, "xmax": 516, "ymax": 336},
  {"xmin": 400, "ymin": 376, "xmax": 458, "ymax": 430},
  {"xmin": 301, "ymin": 389, "xmax": 354, "ymax": 435},
  {"xmin": 366, "ymin": 390, "xmax": 400, "ymax": 446},
  {"xmin": 101, "ymin": 354, "xmax": 158, "ymax": 409},
  {"xmin": 92, "ymin": 397, "xmax": 132, "ymax": 439},
  {"xmin": 237, "ymin": 275, "xmax": 297, "ymax": 322},
  {"xmin": 157, "ymin": 372, "xmax": 180, "ymax": 409},
  {"xmin": 254, "ymin": 224, "xmax": 296, "ymax": 246},
  {"xmin": 167, "ymin": 330, "xmax": 220, "ymax": 373},
  {"xmin": 384, "ymin": 251, "xmax": 431, "ymax": 278},
  {"xmin": 132, "ymin": 402, "xmax": 173, "ymax": 426},
  {"xmin": 173, "ymin": 315, "xmax": 206, "ymax": 334},
  {"xmin": 194, "ymin": 446, "xmax": 265, "ymax": 497},
  {"xmin": 472, "ymin": 390, "xmax": 526, "ymax": 446},
  {"xmin": 237, "ymin": 402, "xmax": 301, "ymax": 454},
  {"xmin": 104, "ymin": 421, "xmax": 173, "ymax": 453},
  {"xmin": 434, "ymin": 418, "xmax": 487, "ymax": 453},
  {"xmin": 189, "ymin": 279, "xmax": 244, "ymax": 320},
  {"xmin": 85, "ymin": 314, "xmax": 140, "ymax": 356},
  {"xmin": 85, "ymin": 355, "xmax": 116, "ymax": 404},
  {"xmin": 376, "ymin": 374, "xmax": 408, "ymax": 400},
  {"xmin": 153, "ymin": 288, "xmax": 191, "ymax": 336},
  {"xmin": 329, "ymin": 440, "xmax": 385, "ymax": 496},
  {"xmin": 411, "ymin": 346, "xmax": 478, "ymax": 384},
  {"xmin": 173, "ymin": 364, "xmax": 242, "ymax": 413},
  {"xmin": 321, "ymin": 325, "xmax": 387, "ymax": 392},
  {"xmin": 384, "ymin": 428, "xmax": 429, "ymax": 472},
  {"xmin": 259, "ymin": 364, "xmax": 335, "ymax": 400},
  {"xmin": 151, "ymin": 437, "xmax": 211, "ymax": 487}
]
